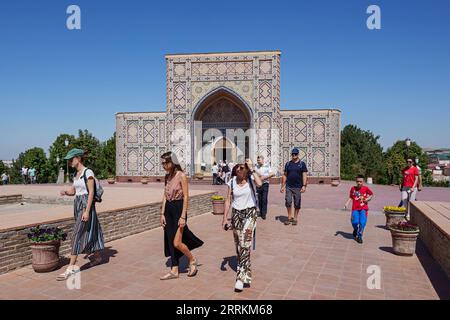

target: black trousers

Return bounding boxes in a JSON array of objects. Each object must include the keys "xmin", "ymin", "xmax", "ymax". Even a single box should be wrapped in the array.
[
  {"xmin": 164, "ymin": 199, "xmax": 204, "ymax": 267},
  {"xmin": 257, "ymin": 183, "xmax": 269, "ymax": 218}
]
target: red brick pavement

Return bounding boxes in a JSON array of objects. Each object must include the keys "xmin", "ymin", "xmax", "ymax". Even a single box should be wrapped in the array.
[{"xmin": 1, "ymin": 192, "xmax": 449, "ymax": 300}]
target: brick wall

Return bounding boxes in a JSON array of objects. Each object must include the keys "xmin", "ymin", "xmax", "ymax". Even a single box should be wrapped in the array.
[
  {"xmin": 0, "ymin": 192, "xmax": 215, "ymax": 275},
  {"xmin": 0, "ymin": 194, "xmax": 22, "ymax": 205},
  {"xmin": 410, "ymin": 202, "xmax": 450, "ymax": 279}
]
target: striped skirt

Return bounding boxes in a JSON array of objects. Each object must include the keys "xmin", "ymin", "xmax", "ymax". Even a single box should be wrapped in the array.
[{"xmin": 71, "ymin": 194, "xmax": 105, "ymax": 255}]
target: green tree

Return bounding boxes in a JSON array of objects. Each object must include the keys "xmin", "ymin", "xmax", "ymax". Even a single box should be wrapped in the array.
[
  {"xmin": 0, "ymin": 161, "xmax": 6, "ymax": 176},
  {"xmin": 72, "ymin": 129, "xmax": 102, "ymax": 176},
  {"xmin": 22, "ymin": 147, "xmax": 50, "ymax": 183},
  {"xmin": 9, "ymin": 154, "xmax": 25, "ymax": 184},
  {"xmin": 48, "ymin": 134, "xmax": 76, "ymax": 183},
  {"xmin": 98, "ymin": 133, "xmax": 116, "ymax": 179},
  {"xmin": 384, "ymin": 140, "xmax": 429, "ymax": 185},
  {"xmin": 340, "ymin": 125, "xmax": 385, "ymax": 183}
]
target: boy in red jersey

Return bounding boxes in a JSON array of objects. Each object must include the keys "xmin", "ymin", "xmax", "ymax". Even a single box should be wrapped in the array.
[{"xmin": 344, "ymin": 175, "xmax": 374, "ymax": 244}]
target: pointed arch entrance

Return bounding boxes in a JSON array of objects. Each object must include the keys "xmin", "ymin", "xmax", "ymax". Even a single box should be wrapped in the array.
[{"xmin": 191, "ymin": 87, "xmax": 253, "ymax": 175}]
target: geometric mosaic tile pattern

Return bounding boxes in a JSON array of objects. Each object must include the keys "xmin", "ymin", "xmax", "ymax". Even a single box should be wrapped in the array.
[{"xmin": 116, "ymin": 51, "xmax": 341, "ymax": 179}]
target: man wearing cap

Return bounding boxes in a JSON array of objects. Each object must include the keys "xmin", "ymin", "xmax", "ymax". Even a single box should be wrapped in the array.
[{"xmin": 280, "ymin": 148, "xmax": 308, "ymax": 226}]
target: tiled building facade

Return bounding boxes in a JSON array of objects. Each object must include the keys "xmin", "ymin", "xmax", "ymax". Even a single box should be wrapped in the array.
[{"xmin": 116, "ymin": 51, "xmax": 341, "ymax": 182}]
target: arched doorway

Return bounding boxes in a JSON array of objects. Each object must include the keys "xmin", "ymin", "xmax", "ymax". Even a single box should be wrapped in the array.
[{"xmin": 192, "ymin": 87, "xmax": 252, "ymax": 175}]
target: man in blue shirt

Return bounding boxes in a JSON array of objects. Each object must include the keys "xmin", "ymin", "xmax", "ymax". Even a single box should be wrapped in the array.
[{"xmin": 280, "ymin": 148, "xmax": 308, "ymax": 226}]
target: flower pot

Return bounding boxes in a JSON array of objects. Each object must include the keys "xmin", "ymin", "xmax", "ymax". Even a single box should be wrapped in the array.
[
  {"xmin": 212, "ymin": 199, "xmax": 225, "ymax": 215},
  {"xmin": 389, "ymin": 228, "xmax": 419, "ymax": 256},
  {"xmin": 384, "ymin": 211, "xmax": 407, "ymax": 228},
  {"xmin": 107, "ymin": 178, "xmax": 115, "ymax": 184},
  {"xmin": 141, "ymin": 178, "xmax": 149, "ymax": 184},
  {"xmin": 30, "ymin": 240, "xmax": 61, "ymax": 273},
  {"xmin": 195, "ymin": 173, "xmax": 204, "ymax": 180},
  {"xmin": 331, "ymin": 179, "xmax": 340, "ymax": 187}
]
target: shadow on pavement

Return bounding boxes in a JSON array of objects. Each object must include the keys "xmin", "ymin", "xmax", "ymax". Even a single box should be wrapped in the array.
[
  {"xmin": 274, "ymin": 215, "xmax": 289, "ymax": 224},
  {"xmin": 335, "ymin": 231, "xmax": 354, "ymax": 240},
  {"xmin": 165, "ymin": 256, "xmax": 190, "ymax": 273},
  {"xmin": 80, "ymin": 247, "xmax": 118, "ymax": 271},
  {"xmin": 220, "ymin": 256, "xmax": 237, "ymax": 272},
  {"xmin": 415, "ymin": 240, "xmax": 450, "ymax": 299}
]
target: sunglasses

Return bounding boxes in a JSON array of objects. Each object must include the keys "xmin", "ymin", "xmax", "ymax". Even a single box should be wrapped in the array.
[{"xmin": 236, "ymin": 165, "xmax": 246, "ymax": 170}]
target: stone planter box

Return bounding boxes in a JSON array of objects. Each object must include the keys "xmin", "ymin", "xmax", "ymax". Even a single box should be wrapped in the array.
[
  {"xmin": 384, "ymin": 210, "xmax": 407, "ymax": 228},
  {"xmin": 389, "ymin": 227, "xmax": 420, "ymax": 256},
  {"xmin": 30, "ymin": 240, "xmax": 61, "ymax": 273},
  {"xmin": 212, "ymin": 199, "xmax": 225, "ymax": 215}
]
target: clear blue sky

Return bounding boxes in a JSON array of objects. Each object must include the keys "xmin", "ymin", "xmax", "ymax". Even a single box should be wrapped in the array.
[{"xmin": 1, "ymin": 0, "xmax": 449, "ymax": 160}]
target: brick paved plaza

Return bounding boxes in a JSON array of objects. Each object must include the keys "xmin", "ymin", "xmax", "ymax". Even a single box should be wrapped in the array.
[{"xmin": 0, "ymin": 181, "xmax": 449, "ymax": 300}]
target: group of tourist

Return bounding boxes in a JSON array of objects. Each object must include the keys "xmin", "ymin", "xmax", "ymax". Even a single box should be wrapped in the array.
[
  {"xmin": 55, "ymin": 147, "xmax": 422, "ymax": 293},
  {"xmin": 21, "ymin": 166, "xmax": 37, "ymax": 184},
  {"xmin": 211, "ymin": 160, "xmax": 234, "ymax": 185}
]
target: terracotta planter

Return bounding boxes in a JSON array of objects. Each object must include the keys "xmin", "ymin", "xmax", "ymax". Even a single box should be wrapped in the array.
[
  {"xmin": 389, "ymin": 228, "xmax": 420, "ymax": 256},
  {"xmin": 212, "ymin": 200, "xmax": 225, "ymax": 215},
  {"xmin": 107, "ymin": 178, "xmax": 115, "ymax": 184},
  {"xmin": 30, "ymin": 240, "xmax": 61, "ymax": 273},
  {"xmin": 331, "ymin": 179, "xmax": 340, "ymax": 187},
  {"xmin": 384, "ymin": 211, "xmax": 406, "ymax": 228}
]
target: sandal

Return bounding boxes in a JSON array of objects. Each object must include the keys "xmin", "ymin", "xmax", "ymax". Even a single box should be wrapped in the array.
[
  {"xmin": 56, "ymin": 267, "xmax": 79, "ymax": 281},
  {"xmin": 160, "ymin": 272, "xmax": 179, "ymax": 280},
  {"xmin": 284, "ymin": 218, "xmax": 293, "ymax": 225},
  {"xmin": 292, "ymin": 219, "xmax": 298, "ymax": 226},
  {"xmin": 187, "ymin": 259, "xmax": 199, "ymax": 277}
]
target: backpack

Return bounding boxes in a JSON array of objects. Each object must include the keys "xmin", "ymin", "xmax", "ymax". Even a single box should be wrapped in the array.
[{"xmin": 82, "ymin": 168, "xmax": 104, "ymax": 203}]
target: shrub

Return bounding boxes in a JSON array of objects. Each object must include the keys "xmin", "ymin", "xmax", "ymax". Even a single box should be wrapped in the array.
[
  {"xmin": 27, "ymin": 226, "xmax": 67, "ymax": 242},
  {"xmin": 390, "ymin": 221, "xmax": 419, "ymax": 232},
  {"xmin": 383, "ymin": 206, "xmax": 407, "ymax": 213}
]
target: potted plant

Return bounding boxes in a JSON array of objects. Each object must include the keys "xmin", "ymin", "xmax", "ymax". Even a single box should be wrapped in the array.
[
  {"xmin": 195, "ymin": 172, "xmax": 204, "ymax": 180},
  {"xmin": 383, "ymin": 206, "xmax": 407, "ymax": 228},
  {"xmin": 107, "ymin": 175, "xmax": 116, "ymax": 184},
  {"xmin": 331, "ymin": 179, "xmax": 340, "ymax": 187},
  {"xmin": 141, "ymin": 176, "xmax": 149, "ymax": 184},
  {"xmin": 389, "ymin": 221, "xmax": 420, "ymax": 256},
  {"xmin": 211, "ymin": 195, "xmax": 225, "ymax": 215},
  {"xmin": 28, "ymin": 226, "xmax": 67, "ymax": 273}
]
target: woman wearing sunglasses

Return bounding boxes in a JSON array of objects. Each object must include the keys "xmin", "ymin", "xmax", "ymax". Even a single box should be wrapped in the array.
[
  {"xmin": 222, "ymin": 159, "xmax": 263, "ymax": 292},
  {"xmin": 159, "ymin": 152, "xmax": 203, "ymax": 280}
]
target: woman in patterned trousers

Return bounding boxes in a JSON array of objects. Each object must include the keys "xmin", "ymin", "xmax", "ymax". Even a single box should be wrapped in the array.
[
  {"xmin": 57, "ymin": 148, "xmax": 105, "ymax": 281},
  {"xmin": 222, "ymin": 159, "xmax": 262, "ymax": 292}
]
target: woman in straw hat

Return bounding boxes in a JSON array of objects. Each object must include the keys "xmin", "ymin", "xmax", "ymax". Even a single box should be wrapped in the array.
[{"xmin": 57, "ymin": 148, "xmax": 105, "ymax": 280}]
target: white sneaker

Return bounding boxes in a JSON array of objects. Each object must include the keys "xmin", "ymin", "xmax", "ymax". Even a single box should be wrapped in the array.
[{"xmin": 234, "ymin": 280, "xmax": 244, "ymax": 292}]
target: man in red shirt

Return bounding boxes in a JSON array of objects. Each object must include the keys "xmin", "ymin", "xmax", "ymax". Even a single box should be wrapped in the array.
[
  {"xmin": 400, "ymin": 158, "xmax": 419, "ymax": 215},
  {"xmin": 344, "ymin": 175, "xmax": 374, "ymax": 244}
]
